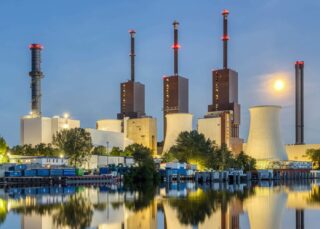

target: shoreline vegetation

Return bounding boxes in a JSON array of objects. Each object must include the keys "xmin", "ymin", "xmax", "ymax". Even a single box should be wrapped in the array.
[{"xmin": 1, "ymin": 128, "xmax": 320, "ymax": 184}]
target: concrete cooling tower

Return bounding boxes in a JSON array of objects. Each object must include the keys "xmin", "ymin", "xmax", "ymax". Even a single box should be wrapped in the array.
[
  {"xmin": 163, "ymin": 113, "xmax": 193, "ymax": 153},
  {"xmin": 246, "ymin": 105, "xmax": 288, "ymax": 160}
]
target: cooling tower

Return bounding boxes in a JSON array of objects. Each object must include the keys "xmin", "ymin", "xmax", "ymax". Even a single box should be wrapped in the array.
[
  {"xmin": 163, "ymin": 113, "xmax": 193, "ymax": 153},
  {"xmin": 246, "ymin": 105, "xmax": 288, "ymax": 160}
]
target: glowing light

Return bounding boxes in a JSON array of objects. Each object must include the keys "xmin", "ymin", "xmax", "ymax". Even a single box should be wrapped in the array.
[
  {"xmin": 63, "ymin": 113, "xmax": 69, "ymax": 119},
  {"xmin": 274, "ymin": 79, "xmax": 285, "ymax": 91}
]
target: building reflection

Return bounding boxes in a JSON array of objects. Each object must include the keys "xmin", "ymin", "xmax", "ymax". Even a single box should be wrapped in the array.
[{"xmin": 1, "ymin": 182, "xmax": 320, "ymax": 228}]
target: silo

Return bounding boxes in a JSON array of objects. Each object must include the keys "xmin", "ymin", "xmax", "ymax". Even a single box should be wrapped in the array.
[{"xmin": 246, "ymin": 105, "xmax": 288, "ymax": 160}]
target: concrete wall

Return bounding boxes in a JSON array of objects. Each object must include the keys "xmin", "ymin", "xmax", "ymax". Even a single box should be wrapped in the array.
[
  {"xmin": 96, "ymin": 119, "xmax": 122, "ymax": 133},
  {"xmin": 245, "ymin": 106, "xmax": 287, "ymax": 160},
  {"xmin": 21, "ymin": 116, "xmax": 80, "ymax": 146},
  {"xmin": 126, "ymin": 117, "xmax": 157, "ymax": 155},
  {"xmin": 197, "ymin": 117, "xmax": 222, "ymax": 145},
  {"xmin": 86, "ymin": 128, "xmax": 133, "ymax": 151},
  {"xmin": 84, "ymin": 155, "xmax": 134, "ymax": 169},
  {"xmin": 163, "ymin": 113, "xmax": 193, "ymax": 153},
  {"xmin": 286, "ymin": 144, "xmax": 320, "ymax": 161},
  {"xmin": 51, "ymin": 117, "xmax": 80, "ymax": 136},
  {"xmin": 20, "ymin": 116, "xmax": 52, "ymax": 146}
]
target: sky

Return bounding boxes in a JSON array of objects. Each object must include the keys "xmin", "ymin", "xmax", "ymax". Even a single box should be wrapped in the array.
[{"xmin": 0, "ymin": 0, "xmax": 319, "ymax": 146}]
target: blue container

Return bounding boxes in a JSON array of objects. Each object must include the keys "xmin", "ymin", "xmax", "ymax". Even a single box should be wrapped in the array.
[
  {"xmin": 63, "ymin": 168, "xmax": 76, "ymax": 176},
  {"xmin": 99, "ymin": 167, "xmax": 109, "ymax": 175},
  {"xmin": 23, "ymin": 188, "xmax": 37, "ymax": 195},
  {"xmin": 23, "ymin": 169, "xmax": 36, "ymax": 177},
  {"xmin": 50, "ymin": 187, "xmax": 64, "ymax": 194},
  {"xmin": 5, "ymin": 171, "xmax": 22, "ymax": 177},
  {"xmin": 36, "ymin": 169, "xmax": 50, "ymax": 176},
  {"xmin": 37, "ymin": 187, "xmax": 49, "ymax": 194},
  {"xmin": 99, "ymin": 186, "xmax": 109, "ymax": 192},
  {"xmin": 50, "ymin": 169, "xmax": 63, "ymax": 176},
  {"xmin": 63, "ymin": 186, "xmax": 76, "ymax": 194},
  {"xmin": 9, "ymin": 164, "xmax": 27, "ymax": 171}
]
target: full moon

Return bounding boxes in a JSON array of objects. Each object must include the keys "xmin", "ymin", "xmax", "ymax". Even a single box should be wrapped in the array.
[{"xmin": 274, "ymin": 79, "xmax": 285, "ymax": 91}]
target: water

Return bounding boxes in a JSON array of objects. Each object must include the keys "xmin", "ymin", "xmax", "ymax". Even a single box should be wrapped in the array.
[{"xmin": 0, "ymin": 181, "xmax": 320, "ymax": 229}]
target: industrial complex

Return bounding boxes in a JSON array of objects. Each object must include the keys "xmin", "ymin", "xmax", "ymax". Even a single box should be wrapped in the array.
[{"xmin": 18, "ymin": 9, "xmax": 320, "ymax": 168}]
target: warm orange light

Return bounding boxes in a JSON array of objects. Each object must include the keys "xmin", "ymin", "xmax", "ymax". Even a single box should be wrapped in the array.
[{"xmin": 274, "ymin": 79, "xmax": 285, "ymax": 91}]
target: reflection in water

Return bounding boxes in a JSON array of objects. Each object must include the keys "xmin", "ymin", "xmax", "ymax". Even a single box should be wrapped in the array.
[
  {"xmin": 0, "ymin": 182, "xmax": 320, "ymax": 228},
  {"xmin": 52, "ymin": 194, "xmax": 94, "ymax": 229}
]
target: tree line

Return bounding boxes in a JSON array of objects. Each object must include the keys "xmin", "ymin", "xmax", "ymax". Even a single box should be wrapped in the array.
[{"xmin": 164, "ymin": 130, "xmax": 256, "ymax": 172}]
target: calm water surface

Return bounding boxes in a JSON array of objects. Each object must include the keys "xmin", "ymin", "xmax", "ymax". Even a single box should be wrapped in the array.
[{"xmin": 0, "ymin": 181, "xmax": 320, "ymax": 229}]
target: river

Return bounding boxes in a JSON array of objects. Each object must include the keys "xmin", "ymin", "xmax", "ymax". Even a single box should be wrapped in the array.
[{"xmin": 0, "ymin": 181, "xmax": 319, "ymax": 228}]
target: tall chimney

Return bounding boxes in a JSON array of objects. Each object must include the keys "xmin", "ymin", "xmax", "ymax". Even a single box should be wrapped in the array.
[
  {"xmin": 173, "ymin": 21, "xmax": 180, "ymax": 76},
  {"xmin": 129, "ymin": 30, "xmax": 136, "ymax": 82},
  {"xmin": 222, "ymin": 9, "xmax": 229, "ymax": 69},
  {"xmin": 295, "ymin": 61, "xmax": 304, "ymax": 145},
  {"xmin": 29, "ymin": 44, "xmax": 44, "ymax": 117}
]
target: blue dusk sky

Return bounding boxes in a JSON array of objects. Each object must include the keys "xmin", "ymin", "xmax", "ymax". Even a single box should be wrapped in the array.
[{"xmin": 0, "ymin": 0, "xmax": 319, "ymax": 146}]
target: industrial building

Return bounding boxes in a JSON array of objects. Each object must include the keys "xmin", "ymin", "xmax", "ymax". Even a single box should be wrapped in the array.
[
  {"xmin": 96, "ymin": 119, "xmax": 122, "ymax": 132},
  {"xmin": 198, "ymin": 111, "xmax": 231, "ymax": 147},
  {"xmin": 21, "ymin": 44, "xmax": 80, "ymax": 146},
  {"xmin": 163, "ymin": 21, "xmax": 189, "ymax": 138},
  {"xmin": 163, "ymin": 113, "xmax": 193, "ymax": 153},
  {"xmin": 198, "ymin": 10, "xmax": 242, "ymax": 153},
  {"xmin": 125, "ymin": 117, "xmax": 157, "ymax": 155},
  {"xmin": 96, "ymin": 30, "xmax": 157, "ymax": 153},
  {"xmin": 86, "ymin": 128, "xmax": 133, "ymax": 151},
  {"xmin": 117, "ymin": 30, "xmax": 145, "ymax": 119},
  {"xmin": 245, "ymin": 105, "xmax": 288, "ymax": 161},
  {"xmin": 21, "ymin": 115, "xmax": 80, "ymax": 146}
]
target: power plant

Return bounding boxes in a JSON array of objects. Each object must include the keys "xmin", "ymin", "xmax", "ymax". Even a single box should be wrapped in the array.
[
  {"xmin": 117, "ymin": 30, "xmax": 145, "ymax": 120},
  {"xmin": 163, "ymin": 21, "xmax": 189, "ymax": 139},
  {"xmin": 29, "ymin": 44, "xmax": 44, "ymax": 117},
  {"xmin": 245, "ymin": 106, "xmax": 288, "ymax": 161},
  {"xmin": 198, "ymin": 10, "xmax": 242, "ymax": 153},
  {"xmin": 15, "ymin": 10, "xmax": 318, "ymax": 164},
  {"xmin": 21, "ymin": 44, "xmax": 80, "ymax": 146},
  {"xmin": 97, "ymin": 30, "xmax": 157, "ymax": 154}
]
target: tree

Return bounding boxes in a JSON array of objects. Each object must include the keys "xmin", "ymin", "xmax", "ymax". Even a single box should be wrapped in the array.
[
  {"xmin": 53, "ymin": 194, "xmax": 93, "ymax": 229},
  {"xmin": 234, "ymin": 151, "xmax": 256, "ymax": 172},
  {"xmin": 0, "ymin": 137, "xmax": 8, "ymax": 163},
  {"xmin": 109, "ymin": 147, "xmax": 124, "ymax": 156},
  {"xmin": 209, "ymin": 144, "xmax": 235, "ymax": 170},
  {"xmin": 124, "ymin": 144, "xmax": 159, "ymax": 184},
  {"xmin": 306, "ymin": 148, "xmax": 320, "ymax": 169},
  {"xmin": 34, "ymin": 143, "xmax": 60, "ymax": 157},
  {"xmin": 53, "ymin": 128, "xmax": 93, "ymax": 167},
  {"xmin": 92, "ymin": 145, "xmax": 107, "ymax": 156},
  {"xmin": 168, "ymin": 131, "xmax": 216, "ymax": 170},
  {"xmin": 10, "ymin": 144, "xmax": 59, "ymax": 157}
]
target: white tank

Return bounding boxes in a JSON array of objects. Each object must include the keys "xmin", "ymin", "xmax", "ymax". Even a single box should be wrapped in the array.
[
  {"xmin": 246, "ymin": 105, "xmax": 288, "ymax": 160},
  {"xmin": 163, "ymin": 113, "xmax": 193, "ymax": 153}
]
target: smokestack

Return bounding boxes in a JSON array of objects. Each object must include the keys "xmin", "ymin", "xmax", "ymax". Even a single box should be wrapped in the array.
[
  {"xmin": 173, "ymin": 20, "xmax": 180, "ymax": 76},
  {"xmin": 29, "ymin": 44, "xmax": 44, "ymax": 117},
  {"xmin": 129, "ymin": 30, "xmax": 136, "ymax": 82},
  {"xmin": 222, "ymin": 9, "xmax": 229, "ymax": 69},
  {"xmin": 295, "ymin": 61, "xmax": 304, "ymax": 145}
]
